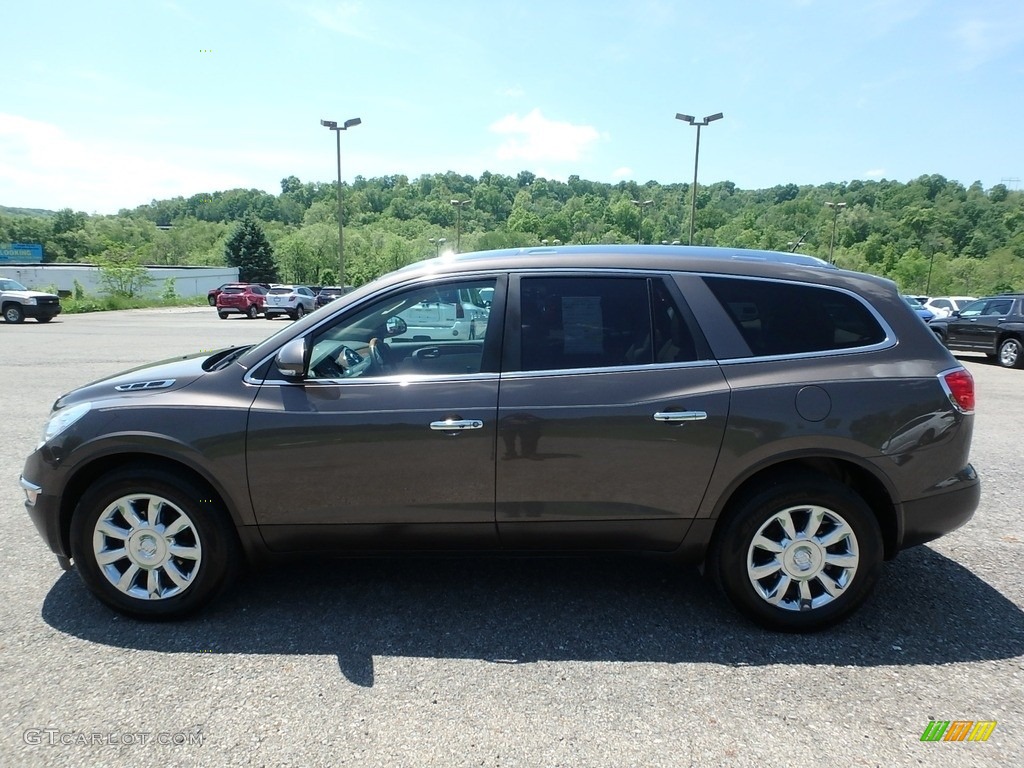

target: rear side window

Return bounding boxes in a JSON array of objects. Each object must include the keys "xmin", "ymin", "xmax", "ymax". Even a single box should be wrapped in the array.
[
  {"xmin": 703, "ymin": 276, "xmax": 886, "ymax": 357},
  {"xmin": 518, "ymin": 276, "xmax": 699, "ymax": 371}
]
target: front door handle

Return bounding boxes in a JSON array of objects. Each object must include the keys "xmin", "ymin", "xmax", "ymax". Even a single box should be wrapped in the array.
[
  {"xmin": 653, "ymin": 410, "xmax": 707, "ymax": 423},
  {"xmin": 430, "ymin": 419, "xmax": 484, "ymax": 431}
]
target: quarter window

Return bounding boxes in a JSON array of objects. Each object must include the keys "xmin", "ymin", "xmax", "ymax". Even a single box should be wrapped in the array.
[{"xmin": 703, "ymin": 276, "xmax": 886, "ymax": 357}]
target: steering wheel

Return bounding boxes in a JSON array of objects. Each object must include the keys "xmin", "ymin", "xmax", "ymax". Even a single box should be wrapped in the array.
[{"xmin": 312, "ymin": 344, "xmax": 362, "ymax": 379}]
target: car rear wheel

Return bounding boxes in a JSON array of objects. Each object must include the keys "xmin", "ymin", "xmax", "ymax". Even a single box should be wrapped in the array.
[
  {"xmin": 69, "ymin": 467, "xmax": 242, "ymax": 620},
  {"xmin": 708, "ymin": 472, "xmax": 882, "ymax": 632},
  {"xmin": 998, "ymin": 337, "xmax": 1023, "ymax": 369},
  {"xmin": 3, "ymin": 304, "xmax": 25, "ymax": 323},
  {"xmin": 218, "ymin": 312, "xmax": 229, "ymax": 320},
  {"xmin": 246, "ymin": 304, "xmax": 259, "ymax": 319}
]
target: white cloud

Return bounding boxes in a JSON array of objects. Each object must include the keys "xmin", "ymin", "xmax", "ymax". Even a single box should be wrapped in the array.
[
  {"xmin": 611, "ymin": 167, "xmax": 633, "ymax": 179},
  {"xmin": 499, "ymin": 86, "xmax": 525, "ymax": 99},
  {"xmin": 864, "ymin": 168, "xmax": 886, "ymax": 178},
  {"xmin": 490, "ymin": 109, "xmax": 601, "ymax": 163},
  {"xmin": 0, "ymin": 113, "xmax": 249, "ymax": 213},
  {"xmin": 952, "ymin": 14, "xmax": 1024, "ymax": 68},
  {"xmin": 305, "ymin": 1, "xmax": 373, "ymax": 39}
]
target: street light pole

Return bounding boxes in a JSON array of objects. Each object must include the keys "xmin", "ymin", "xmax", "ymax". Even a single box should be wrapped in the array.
[
  {"xmin": 675, "ymin": 112, "xmax": 723, "ymax": 245},
  {"xmin": 450, "ymin": 199, "xmax": 471, "ymax": 252},
  {"xmin": 631, "ymin": 199, "xmax": 654, "ymax": 244},
  {"xmin": 824, "ymin": 201, "xmax": 847, "ymax": 264},
  {"xmin": 320, "ymin": 117, "xmax": 361, "ymax": 288},
  {"xmin": 429, "ymin": 237, "xmax": 446, "ymax": 257}
]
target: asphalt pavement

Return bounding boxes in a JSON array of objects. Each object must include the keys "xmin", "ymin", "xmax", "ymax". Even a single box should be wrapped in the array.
[{"xmin": 1, "ymin": 307, "xmax": 1021, "ymax": 767}]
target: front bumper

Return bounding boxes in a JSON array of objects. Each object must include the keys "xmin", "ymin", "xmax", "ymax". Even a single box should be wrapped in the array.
[
  {"xmin": 24, "ymin": 303, "xmax": 62, "ymax": 320},
  {"xmin": 20, "ymin": 472, "xmax": 69, "ymax": 559}
]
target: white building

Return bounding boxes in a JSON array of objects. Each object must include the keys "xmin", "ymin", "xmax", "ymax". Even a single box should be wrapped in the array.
[{"xmin": 0, "ymin": 264, "xmax": 239, "ymax": 299}]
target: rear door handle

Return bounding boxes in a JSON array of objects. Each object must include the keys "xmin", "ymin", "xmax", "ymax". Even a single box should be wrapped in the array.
[
  {"xmin": 430, "ymin": 419, "xmax": 484, "ymax": 431},
  {"xmin": 653, "ymin": 410, "xmax": 707, "ymax": 423}
]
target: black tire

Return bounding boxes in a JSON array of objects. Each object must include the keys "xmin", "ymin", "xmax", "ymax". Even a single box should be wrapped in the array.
[
  {"xmin": 997, "ymin": 337, "xmax": 1023, "ymax": 369},
  {"xmin": 207, "ymin": 295, "xmax": 217, "ymax": 306},
  {"xmin": 69, "ymin": 467, "xmax": 242, "ymax": 620},
  {"xmin": 218, "ymin": 312, "xmax": 229, "ymax": 320},
  {"xmin": 295, "ymin": 304, "xmax": 306, "ymax": 319},
  {"xmin": 707, "ymin": 472, "xmax": 883, "ymax": 632},
  {"xmin": 3, "ymin": 303, "xmax": 25, "ymax": 323},
  {"xmin": 246, "ymin": 304, "xmax": 259, "ymax": 319},
  {"xmin": 37, "ymin": 316, "xmax": 53, "ymax": 323}
]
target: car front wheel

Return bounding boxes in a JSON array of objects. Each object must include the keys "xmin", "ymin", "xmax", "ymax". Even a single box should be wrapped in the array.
[
  {"xmin": 998, "ymin": 337, "xmax": 1023, "ymax": 369},
  {"xmin": 3, "ymin": 304, "xmax": 25, "ymax": 323},
  {"xmin": 708, "ymin": 473, "xmax": 882, "ymax": 632},
  {"xmin": 69, "ymin": 467, "xmax": 241, "ymax": 620},
  {"xmin": 246, "ymin": 304, "xmax": 259, "ymax": 319}
]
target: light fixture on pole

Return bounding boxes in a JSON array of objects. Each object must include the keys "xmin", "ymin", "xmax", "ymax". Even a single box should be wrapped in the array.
[
  {"xmin": 675, "ymin": 111, "xmax": 723, "ymax": 245},
  {"xmin": 824, "ymin": 202, "xmax": 847, "ymax": 264},
  {"xmin": 450, "ymin": 199, "xmax": 471, "ymax": 252},
  {"xmin": 429, "ymin": 237, "xmax": 446, "ymax": 257},
  {"xmin": 631, "ymin": 199, "xmax": 654, "ymax": 244},
  {"xmin": 788, "ymin": 230, "xmax": 811, "ymax": 252},
  {"xmin": 320, "ymin": 117, "xmax": 361, "ymax": 289}
]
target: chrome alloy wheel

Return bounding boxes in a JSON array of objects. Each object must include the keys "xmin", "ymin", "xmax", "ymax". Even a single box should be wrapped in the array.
[
  {"xmin": 746, "ymin": 504, "xmax": 859, "ymax": 612},
  {"xmin": 999, "ymin": 338, "xmax": 1021, "ymax": 368},
  {"xmin": 92, "ymin": 494, "xmax": 202, "ymax": 600}
]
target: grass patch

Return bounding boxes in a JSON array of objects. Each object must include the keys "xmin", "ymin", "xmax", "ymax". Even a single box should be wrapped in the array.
[{"xmin": 61, "ymin": 295, "xmax": 210, "ymax": 314}]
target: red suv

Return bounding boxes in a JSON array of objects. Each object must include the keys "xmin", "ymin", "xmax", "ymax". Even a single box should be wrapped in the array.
[{"xmin": 216, "ymin": 284, "xmax": 267, "ymax": 319}]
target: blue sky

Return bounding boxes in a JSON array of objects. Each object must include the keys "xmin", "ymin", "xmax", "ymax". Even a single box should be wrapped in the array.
[{"xmin": 2, "ymin": 0, "xmax": 1022, "ymax": 214}]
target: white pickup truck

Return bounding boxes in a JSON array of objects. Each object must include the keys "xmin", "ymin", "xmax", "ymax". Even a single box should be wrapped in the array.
[{"xmin": 0, "ymin": 277, "xmax": 62, "ymax": 323}]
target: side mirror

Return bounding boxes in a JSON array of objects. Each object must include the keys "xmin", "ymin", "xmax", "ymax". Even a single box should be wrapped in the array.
[
  {"xmin": 385, "ymin": 316, "xmax": 408, "ymax": 336},
  {"xmin": 275, "ymin": 337, "xmax": 307, "ymax": 379}
]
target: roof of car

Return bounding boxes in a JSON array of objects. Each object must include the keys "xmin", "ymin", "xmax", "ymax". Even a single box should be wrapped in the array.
[
  {"xmin": 382, "ymin": 244, "xmax": 892, "ymax": 294},
  {"xmin": 403, "ymin": 244, "xmax": 835, "ymax": 273}
]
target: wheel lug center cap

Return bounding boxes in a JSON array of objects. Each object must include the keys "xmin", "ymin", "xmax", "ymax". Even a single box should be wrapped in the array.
[
  {"xmin": 129, "ymin": 530, "xmax": 166, "ymax": 565},
  {"xmin": 784, "ymin": 542, "xmax": 822, "ymax": 577}
]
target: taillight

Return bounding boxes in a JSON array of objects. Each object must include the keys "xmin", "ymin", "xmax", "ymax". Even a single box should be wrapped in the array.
[{"xmin": 940, "ymin": 368, "xmax": 975, "ymax": 414}]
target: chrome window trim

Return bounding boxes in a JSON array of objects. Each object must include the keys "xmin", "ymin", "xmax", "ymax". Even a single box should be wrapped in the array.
[{"xmin": 249, "ymin": 371, "xmax": 501, "ymax": 387}]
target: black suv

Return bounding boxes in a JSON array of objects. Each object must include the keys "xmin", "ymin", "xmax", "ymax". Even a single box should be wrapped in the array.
[
  {"xmin": 929, "ymin": 293, "xmax": 1024, "ymax": 368},
  {"xmin": 19, "ymin": 246, "xmax": 980, "ymax": 631}
]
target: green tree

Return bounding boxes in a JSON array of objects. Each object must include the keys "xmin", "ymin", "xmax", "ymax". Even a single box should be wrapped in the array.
[
  {"xmin": 96, "ymin": 247, "xmax": 154, "ymax": 297},
  {"xmin": 224, "ymin": 212, "xmax": 278, "ymax": 283}
]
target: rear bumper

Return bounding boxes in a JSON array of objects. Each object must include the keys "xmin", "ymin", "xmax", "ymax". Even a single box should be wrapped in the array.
[{"xmin": 899, "ymin": 465, "xmax": 981, "ymax": 550}]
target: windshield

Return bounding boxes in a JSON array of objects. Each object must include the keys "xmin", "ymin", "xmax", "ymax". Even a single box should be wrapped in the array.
[{"xmin": 0, "ymin": 279, "xmax": 29, "ymax": 291}]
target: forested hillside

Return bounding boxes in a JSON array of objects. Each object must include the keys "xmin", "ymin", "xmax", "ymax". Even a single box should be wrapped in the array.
[{"xmin": 2, "ymin": 172, "xmax": 1022, "ymax": 295}]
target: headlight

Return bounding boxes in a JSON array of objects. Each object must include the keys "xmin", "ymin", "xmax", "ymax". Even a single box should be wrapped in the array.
[
  {"xmin": 25, "ymin": 297, "xmax": 37, "ymax": 305},
  {"xmin": 43, "ymin": 402, "xmax": 92, "ymax": 443}
]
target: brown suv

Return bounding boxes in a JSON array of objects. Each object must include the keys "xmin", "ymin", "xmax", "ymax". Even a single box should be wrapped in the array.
[{"xmin": 19, "ymin": 245, "xmax": 980, "ymax": 631}]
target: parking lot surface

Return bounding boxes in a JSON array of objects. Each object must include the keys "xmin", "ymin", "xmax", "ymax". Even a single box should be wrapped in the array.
[{"xmin": 1, "ymin": 307, "xmax": 1022, "ymax": 766}]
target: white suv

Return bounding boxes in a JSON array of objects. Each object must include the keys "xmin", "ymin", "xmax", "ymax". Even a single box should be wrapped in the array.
[
  {"xmin": 265, "ymin": 285, "xmax": 316, "ymax": 320},
  {"xmin": 924, "ymin": 296, "xmax": 976, "ymax": 319}
]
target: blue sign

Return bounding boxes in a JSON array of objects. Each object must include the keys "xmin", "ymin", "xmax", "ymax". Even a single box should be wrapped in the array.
[{"xmin": 0, "ymin": 243, "xmax": 43, "ymax": 263}]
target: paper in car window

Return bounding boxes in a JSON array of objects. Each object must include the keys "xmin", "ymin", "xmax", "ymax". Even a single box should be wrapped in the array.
[{"xmin": 561, "ymin": 296, "xmax": 603, "ymax": 354}]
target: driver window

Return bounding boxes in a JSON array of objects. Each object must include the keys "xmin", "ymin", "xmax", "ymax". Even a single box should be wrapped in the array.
[{"xmin": 306, "ymin": 278, "xmax": 497, "ymax": 380}]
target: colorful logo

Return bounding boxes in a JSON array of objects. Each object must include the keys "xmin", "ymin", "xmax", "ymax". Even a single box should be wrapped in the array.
[{"xmin": 920, "ymin": 720, "xmax": 997, "ymax": 742}]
